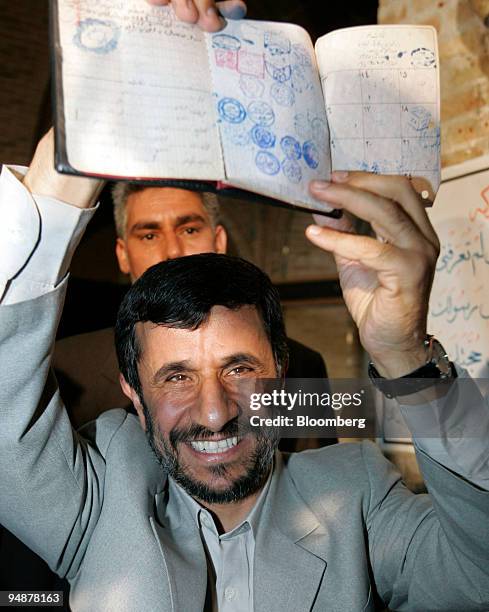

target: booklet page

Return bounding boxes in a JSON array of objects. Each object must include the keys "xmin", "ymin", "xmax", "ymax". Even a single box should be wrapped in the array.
[
  {"xmin": 57, "ymin": 0, "xmax": 224, "ymax": 179},
  {"xmin": 316, "ymin": 25, "xmax": 441, "ymax": 196},
  {"xmin": 206, "ymin": 20, "xmax": 332, "ymax": 212}
]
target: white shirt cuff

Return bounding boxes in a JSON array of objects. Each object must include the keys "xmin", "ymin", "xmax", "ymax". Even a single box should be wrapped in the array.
[{"xmin": 0, "ymin": 165, "xmax": 98, "ymax": 305}]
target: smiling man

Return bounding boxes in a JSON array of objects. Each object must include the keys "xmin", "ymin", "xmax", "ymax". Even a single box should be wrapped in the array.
[{"xmin": 116, "ymin": 254, "xmax": 286, "ymax": 534}]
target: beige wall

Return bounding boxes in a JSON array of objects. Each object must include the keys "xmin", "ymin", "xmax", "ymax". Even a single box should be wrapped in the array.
[{"xmin": 379, "ymin": 0, "xmax": 489, "ymax": 167}]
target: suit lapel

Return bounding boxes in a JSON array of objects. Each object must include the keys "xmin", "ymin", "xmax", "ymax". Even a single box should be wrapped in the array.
[
  {"xmin": 150, "ymin": 489, "xmax": 208, "ymax": 612},
  {"xmin": 254, "ymin": 454, "xmax": 328, "ymax": 612}
]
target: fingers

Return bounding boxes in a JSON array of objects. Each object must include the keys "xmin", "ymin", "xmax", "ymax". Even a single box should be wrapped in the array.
[
  {"xmin": 216, "ymin": 0, "xmax": 247, "ymax": 19},
  {"xmin": 309, "ymin": 173, "xmax": 439, "ymax": 254},
  {"xmin": 335, "ymin": 172, "xmax": 439, "ymax": 247},
  {"xmin": 312, "ymin": 212, "xmax": 355, "ymax": 234},
  {"xmin": 306, "ymin": 225, "xmax": 396, "ymax": 273},
  {"xmin": 146, "ymin": 0, "xmax": 246, "ymax": 30}
]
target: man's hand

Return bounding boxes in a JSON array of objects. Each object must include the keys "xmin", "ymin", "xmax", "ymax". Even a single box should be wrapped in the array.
[
  {"xmin": 23, "ymin": 128, "xmax": 103, "ymax": 209},
  {"xmin": 146, "ymin": 0, "xmax": 247, "ymax": 31},
  {"xmin": 306, "ymin": 172, "xmax": 440, "ymax": 379}
]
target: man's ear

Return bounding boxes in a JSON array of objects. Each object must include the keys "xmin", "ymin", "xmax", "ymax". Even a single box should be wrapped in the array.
[
  {"xmin": 214, "ymin": 224, "xmax": 228, "ymax": 254},
  {"xmin": 119, "ymin": 373, "xmax": 146, "ymax": 430},
  {"xmin": 116, "ymin": 238, "xmax": 131, "ymax": 275}
]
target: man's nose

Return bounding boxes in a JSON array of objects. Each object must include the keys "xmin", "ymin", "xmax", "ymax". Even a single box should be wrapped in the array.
[
  {"xmin": 191, "ymin": 378, "xmax": 239, "ymax": 433},
  {"xmin": 164, "ymin": 232, "xmax": 184, "ymax": 261}
]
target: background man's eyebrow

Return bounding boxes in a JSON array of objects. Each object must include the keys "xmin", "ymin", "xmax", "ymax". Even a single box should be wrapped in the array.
[
  {"xmin": 174, "ymin": 214, "xmax": 207, "ymax": 227},
  {"xmin": 152, "ymin": 361, "xmax": 195, "ymax": 384},
  {"xmin": 129, "ymin": 221, "xmax": 161, "ymax": 233}
]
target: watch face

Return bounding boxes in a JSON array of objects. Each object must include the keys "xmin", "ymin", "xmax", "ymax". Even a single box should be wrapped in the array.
[{"xmin": 430, "ymin": 339, "xmax": 452, "ymax": 377}]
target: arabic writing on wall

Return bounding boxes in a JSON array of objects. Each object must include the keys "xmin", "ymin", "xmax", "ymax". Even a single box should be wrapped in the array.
[{"xmin": 428, "ymin": 169, "xmax": 489, "ymax": 376}]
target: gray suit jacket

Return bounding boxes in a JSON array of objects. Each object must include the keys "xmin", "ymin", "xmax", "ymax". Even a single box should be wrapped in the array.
[{"xmin": 1, "ymin": 282, "xmax": 489, "ymax": 612}]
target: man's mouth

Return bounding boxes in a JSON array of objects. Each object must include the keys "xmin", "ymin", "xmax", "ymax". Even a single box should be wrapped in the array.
[{"xmin": 189, "ymin": 436, "xmax": 240, "ymax": 454}]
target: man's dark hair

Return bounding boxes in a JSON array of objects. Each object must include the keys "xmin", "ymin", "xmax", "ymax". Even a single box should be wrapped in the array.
[{"xmin": 115, "ymin": 253, "xmax": 289, "ymax": 398}]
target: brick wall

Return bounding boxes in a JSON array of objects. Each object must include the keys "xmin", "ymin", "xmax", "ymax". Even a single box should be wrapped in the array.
[{"xmin": 378, "ymin": 0, "xmax": 489, "ymax": 167}]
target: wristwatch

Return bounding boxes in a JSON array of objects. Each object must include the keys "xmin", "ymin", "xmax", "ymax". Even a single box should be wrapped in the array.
[{"xmin": 368, "ymin": 335, "xmax": 457, "ymax": 399}]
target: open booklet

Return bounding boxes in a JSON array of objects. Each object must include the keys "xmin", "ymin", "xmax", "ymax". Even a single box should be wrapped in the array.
[{"xmin": 51, "ymin": 0, "xmax": 441, "ymax": 214}]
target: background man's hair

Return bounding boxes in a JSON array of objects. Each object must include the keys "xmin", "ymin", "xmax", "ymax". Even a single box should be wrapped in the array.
[
  {"xmin": 111, "ymin": 182, "xmax": 221, "ymax": 238},
  {"xmin": 115, "ymin": 253, "xmax": 289, "ymax": 399}
]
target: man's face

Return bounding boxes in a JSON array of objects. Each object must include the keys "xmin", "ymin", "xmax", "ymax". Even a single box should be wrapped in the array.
[
  {"xmin": 122, "ymin": 306, "xmax": 279, "ymax": 504},
  {"xmin": 116, "ymin": 187, "xmax": 227, "ymax": 281}
]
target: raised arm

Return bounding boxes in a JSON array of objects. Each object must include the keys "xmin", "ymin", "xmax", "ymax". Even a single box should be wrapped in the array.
[
  {"xmin": 307, "ymin": 172, "xmax": 489, "ymax": 609},
  {"xmin": 0, "ymin": 130, "xmax": 106, "ymax": 577}
]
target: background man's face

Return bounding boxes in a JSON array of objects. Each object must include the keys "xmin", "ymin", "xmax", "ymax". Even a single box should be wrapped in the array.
[
  {"xmin": 116, "ymin": 187, "xmax": 227, "ymax": 281},
  {"xmin": 125, "ymin": 306, "xmax": 279, "ymax": 503}
]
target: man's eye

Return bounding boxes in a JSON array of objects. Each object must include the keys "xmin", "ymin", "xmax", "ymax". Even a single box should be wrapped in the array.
[
  {"xmin": 182, "ymin": 227, "xmax": 200, "ymax": 236},
  {"xmin": 228, "ymin": 366, "xmax": 253, "ymax": 377},
  {"xmin": 166, "ymin": 373, "xmax": 190, "ymax": 383},
  {"xmin": 141, "ymin": 233, "xmax": 156, "ymax": 241}
]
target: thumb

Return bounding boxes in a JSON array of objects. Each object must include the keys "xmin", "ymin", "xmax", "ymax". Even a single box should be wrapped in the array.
[{"xmin": 216, "ymin": 0, "xmax": 247, "ymax": 18}]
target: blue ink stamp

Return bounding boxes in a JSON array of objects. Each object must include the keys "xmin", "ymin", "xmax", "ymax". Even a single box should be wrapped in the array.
[
  {"xmin": 303, "ymin": 141, "xmax": 320, "ymax": 169},
  {"xmin": 255, "ymin": 151, "xmax": 280, "ymax": 175},
  {"xmin": 281, "ymin": 136, "xmax": 302, "ymax": 160},
  {"xmin": 239, "ymin": 75, "xmax": 265, "ymax": 99},
  {"xmin": 291, "ymin": 43, "xmax": 312, "ymax": 68},
  {"xmin": 218, "ymin": 98, "xmax": 247, "ymax": 124},
  {"xmin": 264, "ymin": 31, "xmax": 291, "ymax": 56},
  {"xmin": 282, "ymin": 159, "xmax": 302, "ymax": 183},
  {"xmin": 223, "ymin": 124, "xmax": 251, "ymax": 146},
  {"xmin": 248, "ymin": 101, "xmax": 275, "ymax": 127},
  {"xmin": 265, "ymin": 61, "xmax": 292, "ymax": 83},
  {"xmin": 212, "ymin": 34, "xmax": 241, "ymax": 51},
  {"xmin": 408, "ymin": 106, "xmax": 432, "ymax": 132},
  {"xmin": 294, "ymin": 113, "xmax": 312, "ymax": 140},
  {"xmin": 410, "ymin": 47, "xmax": 436, "ymax": 68},
  {"xmin": 251, "ymin": 126, "xmax": 276, "ymax": 149},
  {"xmin": 270, "ymin": 82, "xmax": 295, "ymax": 107},
  {"xmin": 310, "ymin": 117, "xmax": 328, "ymax": 144},
  {"xmin": 291, "ymin": 65, "xmax": 311, "ymax": 94},
  {"xmin": 73, "ymin": 18, "xmax": 120, "ymax": 54}
]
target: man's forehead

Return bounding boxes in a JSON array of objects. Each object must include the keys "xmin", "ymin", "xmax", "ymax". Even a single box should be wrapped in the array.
[
  {"xmin": 136, "ymin": 305, "xmax": 269, "ymax": 348},
  {"xmin": 126, "ymin": 187, "xmax": 208, "ymax": 220}
]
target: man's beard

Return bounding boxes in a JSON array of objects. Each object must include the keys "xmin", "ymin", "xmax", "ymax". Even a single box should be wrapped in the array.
[{"xmin": 142, "ymin": 399, "xmax": 280, "ymax": 504}]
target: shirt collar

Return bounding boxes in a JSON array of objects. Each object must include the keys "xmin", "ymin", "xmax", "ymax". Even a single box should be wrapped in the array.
[{"xmin": 168, "ymin": 466, "xmax": 274, "ymax": 539}]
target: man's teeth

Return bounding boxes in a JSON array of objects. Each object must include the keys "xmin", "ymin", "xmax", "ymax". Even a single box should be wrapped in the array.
[{"xmin": 190, "ymin": 437, "xmax": 239, "ymax": 454}]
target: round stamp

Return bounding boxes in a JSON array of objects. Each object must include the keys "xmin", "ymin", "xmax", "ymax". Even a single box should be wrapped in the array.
[
  {"xmin": 282, "ymin": 159, "xmax": 302, "ymax": 183},
  {"xmin": 410, "ymin": 47, "xmax": 436, "ymax": 68},
  {"xmin": 270, "ymin": 82, "xmax": 295, "ymax": 107},
  {"xmin": 212, "ymin": 34, "xmax": 242, "ymax": 51},
  {"xmin": 248, "ymin": 101, "xmax": 275, "ymax": 127},
  {"xmin": 265, "ymin": 61, "xmax": 292, "ymax": 83},
  {"xmin": 303, "ymin": 140, "xmax": 320, "ymax": 170},
  {"xmin": 310, "ymin": 117, "xmax": 328, "ymax": 144},
  {"xmin": 73, "ymin": 18, "xmax": 120, "ymax": 54},
  {"xmin": 239, "ymin": 75, "xmax": 265, "ymax": 99},
  {"xmin": 280, "ymin": 136, "xmax": 302, "ymax": 160},
  {"xmin": 255, "ymin": 151, "xmax": 280, "ymax": 176},
  {"xmin": 218, "ymin": 98, "xmax": 247, "ymax": 124},
  {"xmin": 223, "ymin": 124, "xmax": 251, "ymax": 146},
  {"xmin": 251, "ymin": 126, "xmax": 276, "ymax": 149}
]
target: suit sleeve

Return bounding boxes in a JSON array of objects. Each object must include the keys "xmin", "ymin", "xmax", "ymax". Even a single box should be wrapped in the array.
[
  {"xmin": 0, "ymin": 169, "xmax": 106, "ymax": 579},
  {"xmin": 362, "ymin": 440, "xmax": 489, "ymax": 610}
]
